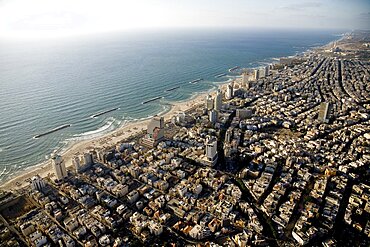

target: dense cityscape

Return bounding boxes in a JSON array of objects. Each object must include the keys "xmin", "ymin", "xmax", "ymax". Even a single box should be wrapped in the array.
[{"xmin": 0, "ymin": 31, "xmax": 369, "ymax": 247}]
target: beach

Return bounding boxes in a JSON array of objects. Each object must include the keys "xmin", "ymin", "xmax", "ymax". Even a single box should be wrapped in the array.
[
  {"xmin": 0, "ymin": 90, "xmax": 213, "ymax": 191},
  {"xmin": 0, "ymin": 32, "xmax": 343, "ymax": 192}
]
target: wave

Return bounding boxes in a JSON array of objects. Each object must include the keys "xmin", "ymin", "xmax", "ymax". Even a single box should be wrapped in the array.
[
  {"xmin": 73, "ymin": 117, "xmax": 118, "ymax": 138},
  {"xmin": 0, "ymin": 147, "xmax": 2, "ymax": 152},
  {"xmin": 0, "ymin": 167, "xmax": 7, "ymax": 177}
]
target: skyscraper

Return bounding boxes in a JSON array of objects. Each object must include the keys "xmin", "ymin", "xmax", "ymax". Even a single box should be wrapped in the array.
[
  {"xmin": 147, "ymin": 116, "xmax": 164, "ymax": 135},
  {"xmin": 226, "ymin": 82, "xmax": 234, "ymax": 100},
  {"xmin": 205, "ymin": 94, "xmax": 214, "ymax": 111},
  {"xmin": 142, "ymin": 116, "xmax": 165, "ymax": 147},
  {"xmin": 209, "ymin": 110, "xmax": 218, "ymax": 124},
  {"xmin": 265, "ymin": 66, "xmax": 269, "ymax": 77},
  {"xmin": 52, "ymin": 154, "xmax": 67, "ymax": 180},
  {"xmin": 254, "ymin": 69, "xmax": 260, "ymax": 81},
  {"xmin": 31, "ymin": 175, "xmax": 45, "ymax": 191},
  {"xmin": 205, "ymin": 138, "xmax": 218, "ymax": 166},
  {"xmin": 214, "ymin": 89, "xmax": 222, "ymax": 111},
  {"xmin": 84, "ymin": 152, "xmax": 94, "ymax": 166},
  {"xmin": 242, "ymin": 72, "xmax": 248, "ymax": 87},
  {"xmin": 73, "ymin": 156, "xmax": 81, "ymax": 173}
]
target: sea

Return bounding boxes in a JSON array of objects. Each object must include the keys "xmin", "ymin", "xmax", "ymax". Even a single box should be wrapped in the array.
[{"xmin": 0, "ymin": 28, "xmax": 342, "ymax": 183}]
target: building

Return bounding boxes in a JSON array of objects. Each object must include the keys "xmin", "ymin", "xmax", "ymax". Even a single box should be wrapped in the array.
[
  {"xmin": 72, "ymin": 156, "xmax": 81, "ymax": 173},
  {"xmin": 259, "ymin": 67, "xmax": 266, "ymax": 78},
  {"xmin": 226, "ymin": 82, "xmax": 234, "ymax": 100},
  {"xmin": 31, "ymin": 175, "xmax": 45, "ymax": 191},
  {"xmin": 205, "ymin": 95, "xmax": 214, "ymax": 111},
  {"xmin": 205, "ymin": 138, "xmax": 218, "ymax": 166},
  {"xmin": 242, "ymin": 73, "xmax": 250, "ymax": 89},
  {"xmin": 236, "ymin": 109, "xmax": 252, "ymax": 119},
  {"xmin": 214, "ymin": 89, "xmax": 222, "ymax": 111},
  {"xmin": 52, "ymin": 154, "xmax": 67, "ymax": 180},
  {"xmin": 265, "ymin": 65, "xmax": 269, "ymax": 76},
  {"xmin": 84, "ymin": 152, "xmax": 94, "ymax": 166},
  {"xmin": 209, "ymin": 110, "xmax": 218, "ymax": 124},
  {"xmin": 142, "ymin": 116, "xmax": 165, "ymax": 147},
  {"xmin": 318, "ymin": 102, "xmax": 332, "ymax": 123},
  {"xmin": 147, "ymin": 116, "xmax": 164, "ymax": 135},
  {"xmin": 254, "ymin": 69, "xmax": 260, "ymax": 80},
  {"xmin": 225, "ymin": 128, "xmax": 232, "ymax": 143}
]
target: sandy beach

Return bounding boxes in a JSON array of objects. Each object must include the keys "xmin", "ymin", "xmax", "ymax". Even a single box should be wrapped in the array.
[{"xmin": 0, "ymin": 90, "xmax": 214, "ymax": 191}]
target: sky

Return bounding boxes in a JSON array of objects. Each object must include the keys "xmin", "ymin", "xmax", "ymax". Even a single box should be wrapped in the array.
[{"xmin": 0, "ymin": 0, "xmax": 369, "ymax": 40}]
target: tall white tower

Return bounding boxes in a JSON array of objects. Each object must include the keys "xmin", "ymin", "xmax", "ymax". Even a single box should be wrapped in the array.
[
  {"xmin": 52, "ymin": 154, "xmax": 67, "ymax": 180},
  {"xmin": 226, "ymin": 82, "xmax": 234, "ymax": 100},
  {"xmin": 254, "ymin": 69, "xmax": 260, "ymax": 81},
  {"xmin": 214, "ymin": 89, "xmax": 222, "ymax": 111},
  {"xmin": 206, "ymin": 138, "xmax": 218, "ymax": 166},
  {"xmin": 205, "ymin": 95, "xmax": 214, "ymax": 111}
]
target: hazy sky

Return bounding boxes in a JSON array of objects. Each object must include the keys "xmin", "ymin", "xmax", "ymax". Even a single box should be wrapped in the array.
[{"xmin": 0, "ymin": 0, "xmax": 369, "ymax": 39}]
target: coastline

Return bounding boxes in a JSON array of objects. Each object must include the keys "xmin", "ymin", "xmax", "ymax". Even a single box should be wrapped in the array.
[
  {"xmin": 0, "ymin": 34, "xmax": 343, "ymax": 191},
  {"xmin": 0, "ymin": 91, "xmax": 209, "ymax": 191}
]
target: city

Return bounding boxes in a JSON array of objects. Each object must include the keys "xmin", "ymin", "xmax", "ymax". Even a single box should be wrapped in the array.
[{"xmin": 0, "ymin": 31, "xmax": 369, "ymax": 247}]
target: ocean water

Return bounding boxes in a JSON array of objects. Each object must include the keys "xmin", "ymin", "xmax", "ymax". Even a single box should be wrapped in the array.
[{"xmin": 0, "ymin": 28, "xmax": 340, "ymax": 183}]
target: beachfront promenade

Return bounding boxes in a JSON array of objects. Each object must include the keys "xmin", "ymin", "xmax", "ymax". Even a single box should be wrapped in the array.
[{"xmin": 0, "ymin": 31, "xmax": 369, "ymax": 246}]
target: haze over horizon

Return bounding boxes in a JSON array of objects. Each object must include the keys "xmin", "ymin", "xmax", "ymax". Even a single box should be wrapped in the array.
[{"xmin": 0, "ymin": 0, "xmax": 369, "ymax": 40}]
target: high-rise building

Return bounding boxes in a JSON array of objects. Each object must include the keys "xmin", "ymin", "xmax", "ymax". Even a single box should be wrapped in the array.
[
  {"xmin": 242, "ymin": 73, "xmax": 248, "ymax": 88},
  {"xmin": 73, "ymin": 156, "xmax": 81, "ymax": 173},
  {"xmin": 52, "ymin": 154, "xmax": 67, "ymax": 180},
  {"xmin": 205, "ymin": 138, "xmax": 218, "ymax": 166},
  {"xmin": 259, "ymin": 68, "xmax": 266, "ymax": 78},
  {"xmin": 214, "ymin": 89, "xmax": 222, "ymax": 111},
  {"xmin": 84, "ymin": 152, "xmax": 94, "ymax": 166},
  {"xmin": 226, "ymin": 82, "xmax": 234, "ymax": 100},
  {"xmin": 209, "ymin": 110, "xmax": 218, "ymax": 124},
  {"xmin": 142, "ymin": 116, "xmax": 165, "ymax": 147},
  {"xmin": 205, "ymin": 95, "xmax": 214, "ymax": 111},
  {"xmin": 265, "ymin": 66, "xmax": 269, "ymax": 77},
  {"xmin": 147, "ymin": 116, "xmax": 164, "ymax": 135},
  {"xmin": 254, "ymin": 69, "xmax": 260, "ymax": 81},
  {"xmin": 318, "ymin": 102, "xmax": 332, "ymax": 123},
  {"xmin": 225, "ymin": 128, "xmax": 233, "ymax": 143},
  {"xmin": 31, "ymin": 175, "xmax": 45, "ymax": 191}
]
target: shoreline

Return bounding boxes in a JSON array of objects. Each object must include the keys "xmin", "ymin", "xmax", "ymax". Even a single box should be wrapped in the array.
[
  {"xmin": 0, "ymin": 91, "xmax": 210, "ymax": 191},
  {"xmin": 0, "ymin": 34, "xmax": 343, "ymax": 191}
]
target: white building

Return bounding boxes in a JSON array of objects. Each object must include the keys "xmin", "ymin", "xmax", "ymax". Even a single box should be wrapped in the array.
[
  {"xmin": 209, "ymin": 110, "xmax": 218, "ymax": 124},
  {"xmin": 214, "ymin": 89, "xmax": 222, "ymax": 111},
  {"xmin": 205, "ymin": 94, "xmax": 214, "ymax": 111},
  {"xmin": 31, "ymin": 175, "xmax": 45, "ymax": 191},
  {"xmin": 226, "ymin": 82, "xmax": 234, "ymax": 100},
  {"xmin": 52, "ymin": 154, "xmax": 67, "ymax": 180},
  {"xmin": 254, "ymin": 69, "xmax": 260, "ymax": 80},
  {"xmin": 205, "ymin": 138, "xmax": 218, "ymax": 166}
]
